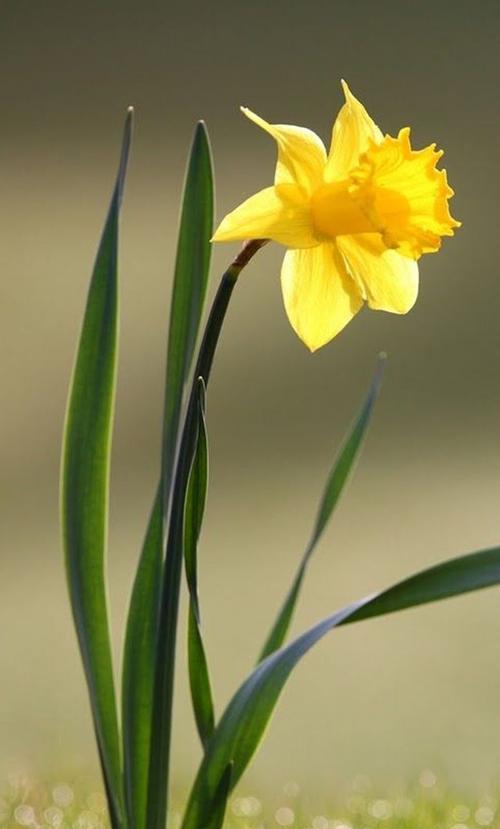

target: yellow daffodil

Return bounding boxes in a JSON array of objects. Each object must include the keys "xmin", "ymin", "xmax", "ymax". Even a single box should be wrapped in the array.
[{"xmin": 213, "ymin": 81, "xmax": 460, "ymax": 351}]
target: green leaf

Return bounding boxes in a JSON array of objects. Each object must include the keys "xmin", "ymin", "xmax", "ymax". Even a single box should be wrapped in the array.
[
  {"xmin": 205, "ymin": 763, "xmax": 233, "ymax": 829},
  {"xmin": 122, "ymin": 122, "xmax": 214, "ymax": 829},
  {"xmin": 122, "ymin": 487, "xmax": 163, "ymax": 829},
  {"xmin": 182, "ymin": 545, "xmax": 500, "ymax": 829},
  {"xmin": 184, "ymin": 381, "xmax": 208, "ymax": 619},
  {"xmin": 185, "ymin": 380, "xmax": 215, "ymax": 748},
  {"xmin": 162, "ymin": 121, "xmax": 214, "ymax": 491},
  {"xmin": 259, "ymin": 354, "xmax": 385, "ymax": 662},
  {"xmin": 147, "ymin": 253, "xmax": 244, "ymax": 829},
  {"xmin": 188, "ymin": 605, "xmax": 215, "ymax": 749},
  {"xmin": 61, "ymin": 109, "xmax": 133, "ymax": 829}
]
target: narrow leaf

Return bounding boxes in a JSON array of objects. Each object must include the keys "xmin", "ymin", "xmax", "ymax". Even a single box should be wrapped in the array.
[
  {"xmin": 162, "ymin": 121, "xmax": 214, "ymax": 491},
  {"xmin": 122, "ymin": 122, "xmax": 214, "ymax": 829},
  {"xmin": 61, "ymin": 109, "xmax": 133, "ymax": 829},
  {"xmin": 121, "ymin": 487, "xmax": 163, "ymax": 829},
  {"xmin": 184, "ymin": 381, "xmax": 208, "ymax": 619},
  {"xmin": 185, "ymin": 380, "xmax": 215, "ymax": 747},
  {"xmin": 147, "ymin": 253, "xmax": 245, "ymax": 829},
  {"xmin": 182, "ymin": 545, "xmax": 500, "ymax": 829},
  {"xmin": 204, "ymin": 763, "xmax": 233, "ymax": 829},
  {"xmin": 259, "ymin": 354, "xmax": 385, "ymax": 661},
  {"xmin": 188, "ymin": 605, "xmax": 215, "ymax": 748}
]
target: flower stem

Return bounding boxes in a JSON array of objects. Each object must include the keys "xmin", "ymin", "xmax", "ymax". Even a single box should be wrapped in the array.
[{"xmin": 146, "ymin": 238, "xmax": 267, "ymax": 829}]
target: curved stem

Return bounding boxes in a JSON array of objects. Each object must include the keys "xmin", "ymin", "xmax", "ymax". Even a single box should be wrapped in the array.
[{"xmin": 147, "ymin": 239, "xmax": 267, "ymax": 829}]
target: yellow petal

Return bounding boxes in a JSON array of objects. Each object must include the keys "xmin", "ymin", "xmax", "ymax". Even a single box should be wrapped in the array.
[
  {"xmin": 337, "ymin": 233, "xmax": 418, "ymax": 314},
  {"xmin": 324, "ymin": 80, "xmax": 383, "ymax": 182},
  {"xmin": 281, "ymin": 243, "xmax": 363, "ymax": 350},
  {"xmin": 349, "ymin": 127, "xmax": 460, "ymax": 258},
  {"xmin": 212, "ymin": 184, "xmax": 318, "ymax": 248},
  {"xmin": 241, "ymin": 107, "xmax": 327, "ymax": 194}
]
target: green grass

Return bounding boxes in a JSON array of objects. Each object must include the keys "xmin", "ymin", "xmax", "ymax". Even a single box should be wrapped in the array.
[{"xmin": 1, "ymin": 774, "xmax": 497, "ymax": 829}]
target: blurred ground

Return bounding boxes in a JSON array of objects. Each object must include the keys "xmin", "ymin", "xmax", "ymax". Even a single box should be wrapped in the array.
[
  {"xmin": 1, "ymin": 771, "xmax": 498, "ymax": 829},
  {"xmin": 1, "ymin": 0, "xmax": 500, "ymax": 794}
]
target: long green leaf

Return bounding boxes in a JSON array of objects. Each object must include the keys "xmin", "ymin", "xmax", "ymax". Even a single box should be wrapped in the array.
[
  {"xmin": 185, "ymin": 380, "xmax": 215, "ymax": 748},
  {"xmin": 259, "ymin": 355, "xmax": 385, "ymax": 661},
  {"xmin": 184, "ymin": 381, "xmax": 208, "ymax": 621},
  {"xmin": 188, "ymin": 607, "xmax": 215, "ymax": 748},
  {"xmin": 208, "ymin": 764, "xmax": 233, "ymax": 829},
  {"xmin": 122, "ymin": 122, "xmax": 214, "ymax": 829},
  {"xmin": 147, "ymin": 246, "xmax": 259, "ymax": 829},
  {"xmin": 182, "ymin": 545, "xmax": 500, "ymax": 829},
  {"xmin": 121, "ymin": 487, "xmax": 163, "ymax": 829},
  {"xmin": 162, "ymin": 121, "xmax": 215, "ymax": 491},
  {"xmin": 61, "ymin": 109, "xmax": 133, "ymax": 829}
]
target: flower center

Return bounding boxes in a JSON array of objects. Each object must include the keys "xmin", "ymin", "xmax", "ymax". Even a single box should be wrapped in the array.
[{"xmin": 310, "ymin": 180, "xmax": 374, "ymax": 238}]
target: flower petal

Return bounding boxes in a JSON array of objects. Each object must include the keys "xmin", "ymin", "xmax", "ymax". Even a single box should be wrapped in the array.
[
  {"xmin": 337, "ymin": 233, "xmax": 419, "ymax": 314},
  {"xmin": 212, "ymin": 184, "xmax": 319, "ymax": 248},
  {"xmin": 281, "ymin": 243, "xmax": 363, "ymax": 351},
  {"xmin": 325, "ymin": 80, "xmax": 383, "ymax": 182},
  {"xmin": 241, "ymin": 107, "xmax": 327, "ymax": 194}
]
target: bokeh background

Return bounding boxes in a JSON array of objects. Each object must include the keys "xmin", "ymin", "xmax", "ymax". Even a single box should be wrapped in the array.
[{"xmin": 2, "ymin": 0, "xmax": 500, "ymax": 798}]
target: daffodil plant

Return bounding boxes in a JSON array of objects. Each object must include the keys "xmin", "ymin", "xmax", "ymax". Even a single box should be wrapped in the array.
[{"xmin": 61, "ymin": 84, "xmax": 497, "ymax": 829}]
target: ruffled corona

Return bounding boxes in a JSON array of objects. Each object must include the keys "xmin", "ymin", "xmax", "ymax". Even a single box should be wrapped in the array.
[
  {"xmin": 213, "ymin": 82, "xmax": 460, "ymax": 350},
  {"xmin": 349, "ymin": 128, "xmax": 460, "ymax": 259}
]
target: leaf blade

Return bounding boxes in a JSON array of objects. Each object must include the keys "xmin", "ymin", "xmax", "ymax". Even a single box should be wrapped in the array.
[
  {"xmin": 121, "ymin": 487, "xmax": 163, "ymax": 829},
  {"xmin": 61, "ymin": 109, "xmax": 133, "ymax": 829},
  {"xmin": 259, "ymin": 355, "xmax": 385, "ymax": 661},
  {"xmin": 188, "ymin": 605, "xmax": 215, "ymax": 748},
  {"xmin": 146, "ymin": 255, "xmax": 245, "ymax": 829},
  {"xmin": 122, "ymin": 122, "xmax": 214, "ymax": 829},
  {"xmin": 162, "ymin": 121, "xmax": 214, "ymax": 491},
  {"xmin": 185, "ymin": 380, "xmax": 215, "ymax": 748},
  {"xmin": 182, "ymin": 545, "xmax": 500, "ymax": 829}
]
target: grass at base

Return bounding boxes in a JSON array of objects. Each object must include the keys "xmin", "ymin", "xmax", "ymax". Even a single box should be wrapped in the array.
[{"xmin": 0, "ymin": 772, "xmax": 498, "ymax": 829}]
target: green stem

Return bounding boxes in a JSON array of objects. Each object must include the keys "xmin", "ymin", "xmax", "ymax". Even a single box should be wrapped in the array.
[{"xmin": 147, "ymin": 239, "xmax": 267, "ymax": 829}]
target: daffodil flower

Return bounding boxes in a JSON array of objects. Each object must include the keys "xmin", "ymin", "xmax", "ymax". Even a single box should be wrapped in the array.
[{"xmin": 213, "ymin": 81, "xmax": 460, "ymax": 351}]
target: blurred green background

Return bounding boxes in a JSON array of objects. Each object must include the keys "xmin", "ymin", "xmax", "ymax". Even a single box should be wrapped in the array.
[{"xmin": 1, "ymin": 0, "xmax": 500, "ymax": 797}]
